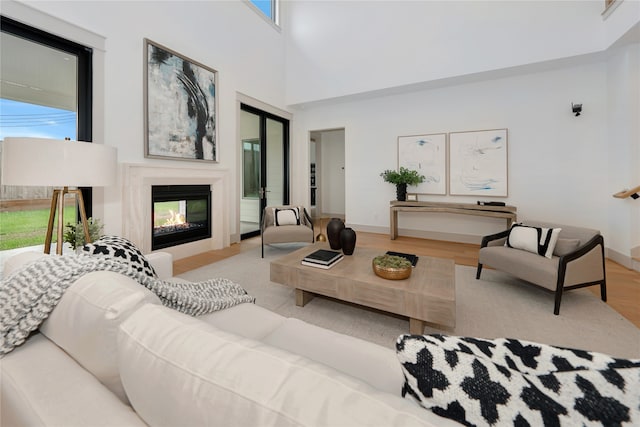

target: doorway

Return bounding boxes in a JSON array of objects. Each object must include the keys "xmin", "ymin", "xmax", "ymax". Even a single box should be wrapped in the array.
[
  {"xmin": 239, "ymin": 103, "xmax": 290, "ymax": 239},
  {"xmin": 310, "ymin": 129, "xmax": 345, "ymax": 221}
]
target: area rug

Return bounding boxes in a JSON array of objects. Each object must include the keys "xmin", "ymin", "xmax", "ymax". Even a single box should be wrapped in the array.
[{"xmin": 179, "ymin": 244, "xmax": 640, "ymax": 359}]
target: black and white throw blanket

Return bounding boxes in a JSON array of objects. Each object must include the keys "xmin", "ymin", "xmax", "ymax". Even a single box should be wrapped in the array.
[{"xmin": 0, "ymin": 254, "xmax": 255, "ymax": 356}]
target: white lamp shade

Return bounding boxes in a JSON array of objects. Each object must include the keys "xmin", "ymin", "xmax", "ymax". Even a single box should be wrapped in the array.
[{"xmin": 1, "ymin": 137, "xmax": 117, "ymax": 187}]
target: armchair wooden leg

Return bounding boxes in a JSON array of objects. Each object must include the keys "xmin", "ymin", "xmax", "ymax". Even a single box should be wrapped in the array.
[
  {"xmin": 475, "ymin": 264, "xmax": 483, "ymax": 280},
  {"xmin": 553, "ymin": 288, "xmax": 563, "ymax": 315},
  {"xmin": 600, "ymin": 280, "xmax": 607, "ymax": 302}
]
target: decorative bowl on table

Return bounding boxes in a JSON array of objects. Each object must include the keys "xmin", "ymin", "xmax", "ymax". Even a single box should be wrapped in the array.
[{"xmin": 372, "ymin": 254, "xmax": 412, "ymax": 280}]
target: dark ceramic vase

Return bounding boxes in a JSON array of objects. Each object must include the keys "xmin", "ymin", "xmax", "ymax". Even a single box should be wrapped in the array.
[
  {"xmin": 326, "ymin": 218, "xmax": 345, "ymax": 250},
  {"xmin": 340, "ymin": 227, "xmax": 356, "ymax": 255},
  {"xmin": 396, "ymin": 183, "xmax": 408, "ymax": 201}
]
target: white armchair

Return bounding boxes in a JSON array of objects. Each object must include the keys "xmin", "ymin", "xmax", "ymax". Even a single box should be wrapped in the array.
[{"xmin": 261, "ymin": 206, "xmax": 314, "ymax": 258}]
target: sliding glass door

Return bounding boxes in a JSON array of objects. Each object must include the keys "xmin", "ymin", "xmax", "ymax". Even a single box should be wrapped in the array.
[{"xmin": 240, "ymin": 104, "xmax": 289, "ymax": 239}]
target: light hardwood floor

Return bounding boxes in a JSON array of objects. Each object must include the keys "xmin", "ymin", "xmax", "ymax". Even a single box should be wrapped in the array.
[{"xmin": 174, "ymin": 232, "xmax": 640, "ymax": 328}]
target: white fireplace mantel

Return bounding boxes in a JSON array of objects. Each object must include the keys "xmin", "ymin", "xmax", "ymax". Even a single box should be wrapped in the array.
[{"xmin": 121, "ymin": 163, "xmax": 230, "ymax": 259}]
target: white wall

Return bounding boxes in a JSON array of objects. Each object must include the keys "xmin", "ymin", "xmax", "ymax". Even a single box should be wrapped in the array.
[
  {"xmin": 284, "ymin": 0, "xmax": 607, "ymax": 105},
  {"xmin": 4, "ymin": 0, "xmax": 287, "ymax": 240},
  {"xmin": 606, "ymin": 43, "xmax": 640, "ymax": 265},
  {"xmin": 292, "ymin": 61, "xmax": 611, "ymax": 243}
]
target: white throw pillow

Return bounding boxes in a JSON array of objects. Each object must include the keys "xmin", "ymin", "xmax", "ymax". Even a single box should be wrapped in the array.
[
  {"xmin": 39, "ymin": 271, "xmax": 161, "ymax": 404},
  {"xmin": 274, "ymin": 207, "xmax": 300, "ymax": 226},
  {"xmin": 118, "ymin": 304, "xmax": 452, "ymax": 427},
  {"xmin": 506, "ymin": 225, "xmax": 561, "ymax": 259}
]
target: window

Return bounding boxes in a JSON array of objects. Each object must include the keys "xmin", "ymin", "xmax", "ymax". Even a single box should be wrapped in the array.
[
  {"xmin": 0, "ymin": 16, "xmax": 92, "ymax": 252},
  {"xmin": 242, "ymin": 139, "xmax": 260, "ymax": 198},
  {"xmin": 248, "ymin": 0, "xmax": 279, "ymax": 26}
]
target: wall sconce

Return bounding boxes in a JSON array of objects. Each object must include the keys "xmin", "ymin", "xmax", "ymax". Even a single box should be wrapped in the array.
[{"xmin": 572, "ymin": 103, "xmax": 582, "ymax": 117}]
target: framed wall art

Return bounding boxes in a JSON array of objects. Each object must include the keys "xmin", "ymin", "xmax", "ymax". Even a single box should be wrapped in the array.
[
  {"xmin": 449, "ymin": 128, "xmax": 508, "ymax": 197},
  {"xmin": 144, "ymin": 39, "xmax": 218, "ymax": 162},
  {"xmin": 397, "ymin": 133, "xmax": 447, "ymax": 195}
]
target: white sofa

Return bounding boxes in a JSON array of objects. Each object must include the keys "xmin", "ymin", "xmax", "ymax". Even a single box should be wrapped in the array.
[{"xmin": 0, "ymin": 251, "xmax": 457, "ymax": 427}]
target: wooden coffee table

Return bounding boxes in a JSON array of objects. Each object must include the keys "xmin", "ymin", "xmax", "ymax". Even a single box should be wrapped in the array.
[{"xmin": 270, "ymin": 243, "xmax": 455, "ymax": 334}]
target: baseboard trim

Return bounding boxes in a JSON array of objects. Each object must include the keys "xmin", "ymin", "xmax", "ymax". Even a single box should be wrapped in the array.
[
  {"xmin": 230, "ymin": 233, "xmax": 241, "ymax": 245},
  {"xmin": 606, "ymin": 247, "xmax": 640, "ymax": 272}
]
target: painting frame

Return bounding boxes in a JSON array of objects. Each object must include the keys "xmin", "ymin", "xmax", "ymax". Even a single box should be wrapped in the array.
[
  {"xmin": 397, "ymin": 133, "xmax": 447, "ymax": 195},
  {"xmin": 449, "ymin": 128, "xmax": 508, "ymax": 197},
  {"xmin": 144, "ymin": 38, "xmax": 219, "ymax": 162}
]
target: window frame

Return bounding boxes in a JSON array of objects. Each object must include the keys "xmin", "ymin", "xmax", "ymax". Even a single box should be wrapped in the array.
[
  {"xmin": 244, "ymin": 0, "xmax": 280, "ymax": 29},
  {"xmin": 1, "ymin": 15, "xmax": 94, "ymax": 215}
]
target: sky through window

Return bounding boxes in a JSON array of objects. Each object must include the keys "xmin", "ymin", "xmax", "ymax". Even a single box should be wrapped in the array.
[{"xmin": 0, "ymin": 99, "xmax": 77, "ymax": 141}]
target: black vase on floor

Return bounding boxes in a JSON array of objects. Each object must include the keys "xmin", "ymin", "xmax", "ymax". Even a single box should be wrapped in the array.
[
  {"xmin": 340, "ymin": 227, "xmax": 356, "ymax": 255},
  {"xmin": 396, "ymin": 183, "xmax": 408, "ymax": 201},
  {"xmin": 326, "ymin": 218, "xmax": 345, "ymax": 250}
]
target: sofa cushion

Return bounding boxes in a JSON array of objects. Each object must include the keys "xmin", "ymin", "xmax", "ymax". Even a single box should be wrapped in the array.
[
  {"xmin": 262, "ymin": 317, "xmax": 405, "ymax": 395},
  {"xmin": 479, "ymin": 246, "xmax": 559, "ymax": 289},
  {"xmin": 553, "ymin": 238, "xmax": 581, "ymax": 257},
  {"xmin": 82, "ymin": 235, "xmax": 157, "ymax": 278},
  {"xmin": 262, "ymin": 224, "xmax": 313, "ymax": 243},
  {"xmin": 39, "ymin": 270, "xmax": 161, "ymax": 404},
  {"xmin": 198, "ymin": 302, "xmax": 286, "ymax": 340},
  {"xmin": 506, "ymin": 225, "xmax": 561, "ymax": 259},
  {"xmin": 396, "ymin": 334, "xmax": 640, "ymax": 427},
  {"xmin": 1, "ymin": 333, "xmax": 146, "ymax": 427},
  {"xmin": 1, "ymin": 251, "xmax": 48, "ymax": 278},
  {"xmin": 118, "ymin": 304, "xmax": 455, "ymax": 427}
]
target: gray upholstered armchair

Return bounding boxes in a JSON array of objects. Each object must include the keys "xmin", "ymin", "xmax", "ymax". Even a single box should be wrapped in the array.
[
  {"xmin": 261, "ymin": 205, "xmax": 314, "ymax": 258},
  {"xmin": 476, "ymin": 221, "xmax": 606, "ymax": 315}
]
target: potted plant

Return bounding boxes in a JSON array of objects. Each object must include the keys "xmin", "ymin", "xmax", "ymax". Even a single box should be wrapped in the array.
[
  {"xmin": 380, "ymin": 167, "xmax": 425, "ymax": 201},
  {"xmin": 64, "ymin": 217, "xmax": 104, "ymax": 251},
  {"xmin": 372, "ymin": 254, "xmax": 413, "ymax": 280}
]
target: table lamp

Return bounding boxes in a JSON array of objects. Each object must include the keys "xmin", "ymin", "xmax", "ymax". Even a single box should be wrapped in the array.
[{"xmin": 1, "ymin": 137, "xmax": 117, "ymax": 254}]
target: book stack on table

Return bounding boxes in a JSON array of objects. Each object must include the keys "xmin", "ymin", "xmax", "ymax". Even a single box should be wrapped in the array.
[{"xmin": 301, "ymin": 249, "xmax": 344, "ymax": 269}]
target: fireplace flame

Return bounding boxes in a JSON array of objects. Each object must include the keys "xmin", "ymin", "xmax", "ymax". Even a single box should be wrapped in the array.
[{"xmin": 164, "ymin": 209, "xmax": 186, "ymax": 226}]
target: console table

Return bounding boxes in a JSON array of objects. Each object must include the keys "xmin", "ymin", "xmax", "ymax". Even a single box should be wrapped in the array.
[{"xmin": 390, "ymin": 201, "xmax": 517, "ymax": 240}]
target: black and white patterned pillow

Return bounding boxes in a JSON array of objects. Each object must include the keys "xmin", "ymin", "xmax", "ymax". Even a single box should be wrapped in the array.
[
  {"xmin": 506, "ymin": 224, "xmax": 561, "ymax": 259},
  {"xmin": 274, "ymin": 207, "xmax": 300, "ymax": 226},
  {"xmin": 82, "ymin": 235, "xmax": 158, "ymax": 278},
  {"xmin": 396, "ymin": 334, "xmax": 640, "ymax": 427}
]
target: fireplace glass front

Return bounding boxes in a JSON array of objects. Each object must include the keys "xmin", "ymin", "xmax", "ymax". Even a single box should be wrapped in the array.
[{"xmin": 152, "ymin": 185, "xmax": 211, "ymax": 250}]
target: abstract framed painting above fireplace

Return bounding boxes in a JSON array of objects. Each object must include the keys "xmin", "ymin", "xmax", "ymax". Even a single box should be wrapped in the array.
[
  {"xmin": 152, "ymin": 185, "xmax": 212, "ymax": 250},
  {"xmin": 144, "ymin": 39, "xmax": 218, "ymax": 162}
]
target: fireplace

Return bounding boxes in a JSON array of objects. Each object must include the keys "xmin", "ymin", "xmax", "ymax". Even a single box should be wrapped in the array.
[{"xmin": 152, "ymin": 185, "xmax": 211, "ymax": 250}]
